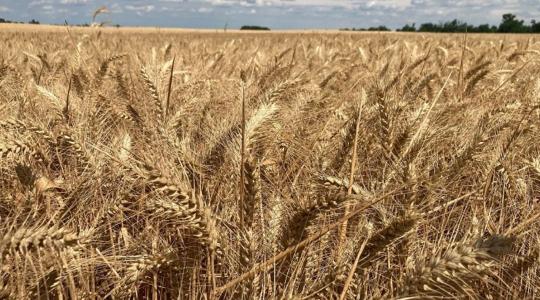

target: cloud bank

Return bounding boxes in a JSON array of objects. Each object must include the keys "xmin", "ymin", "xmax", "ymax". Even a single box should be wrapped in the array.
[{"xmin": 0, "ymin": 0, "xmax": 538, "ymax": 29}]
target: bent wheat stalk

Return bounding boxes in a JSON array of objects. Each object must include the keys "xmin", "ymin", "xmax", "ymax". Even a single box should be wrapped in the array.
[{"xmin": 212, "ymin": 187, "xmax": 401, "ymax": 296}]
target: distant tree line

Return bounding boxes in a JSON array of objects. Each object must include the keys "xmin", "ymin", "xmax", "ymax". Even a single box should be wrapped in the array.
[
  {"xmin": 341, "ymin": 25, "xmax": 390, "ymax": 32},
  {"xmin": 0, "ymin": 17, "xmax": 123, "ymax": 28},
  {"xmin": 240, "ymin": 25, "xmax": 270, "ymax": 31},
  {"xmin": 398, "ymin": 14, "xmax": 540, "ymax": 33},
  {"xmin": 341, "ymin": 14, "xmax": 540, "ymax": 33},
  {"xmin": 0, "ymin": 18, "xmax": 39, "ymax": 24}
]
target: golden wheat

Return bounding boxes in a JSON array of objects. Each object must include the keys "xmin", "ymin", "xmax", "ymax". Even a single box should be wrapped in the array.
[{"xmin": 0, "ymin": 25, "xmax": 539, "ymax": 299}]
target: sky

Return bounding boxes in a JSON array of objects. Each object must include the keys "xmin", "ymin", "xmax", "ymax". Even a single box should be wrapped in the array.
[{"xmin": 0, "ymin": 0, "xmax": 538, "ymax": 29}]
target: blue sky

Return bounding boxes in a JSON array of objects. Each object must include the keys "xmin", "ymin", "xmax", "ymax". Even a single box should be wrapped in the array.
[{"xmin": 0, "ymin": 0, "xmax": 538, "ymax": 29}]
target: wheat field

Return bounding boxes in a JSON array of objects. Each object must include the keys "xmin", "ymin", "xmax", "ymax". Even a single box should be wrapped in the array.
[{"xmin": 1, "ymin": 25, "xmax": 540, "ymax": 299}]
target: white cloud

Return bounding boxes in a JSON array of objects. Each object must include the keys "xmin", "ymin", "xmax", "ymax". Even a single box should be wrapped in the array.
[
  {"xmin": 110, "ymin": 3, "xmax": 124, "ymax": 13},
  {"xmin": 0, "ymin": 5, "xmax": 10, "ymax": 12},
  {"xmin": 125, "ymin": 4, "xmax": 155, "ymax": 12},
  {"xmin": 198, "ymin": 6, "xmax": 213, "ymax": 12},
  {"xmin": 59, "ymin": 0, "xmax": 90, "ymax": 4},
  {"xmin": 28, "ymin": 0, "xmax": 54, "ymax": 7},
  {"xmin": 205, "ymin": 0, "xmax": 413, "ymax": 10}
]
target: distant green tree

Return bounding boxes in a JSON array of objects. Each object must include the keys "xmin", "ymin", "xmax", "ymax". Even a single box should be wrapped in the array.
[
  {"xmin": 532, "ymin": 20, "xmax": 540, "ymax": 33},
  {"xmin": 419, "ymin": 22, "xmax": 437, "ymax": 32},
  {"xmin": 399, "ymin": 23, "xmax": 416, "ymax": 32},
  {"xmin": 240, "ymin": 25, "xmax": 270, "ymax": 31},
  {"xmin": 29, "ymin": 19, "xmax": 40, "ymax": 25},
  {"xmin": 0, "ymin": 18, "xmax": 16, "ymax": 23},
  {"xmin": 498, "ymin": 14, "xmax": 528, "ymax": 33},
  {"xmin": 477, "ymin": 24, "xmax": 497, "ymax": 33},
  {"xmin": 368, "ymin": 25, "xmax": 390, "ymax": 31},
  {"xmin": 440, "ymin": 19, "xmax": 465, "ymax": 32}
]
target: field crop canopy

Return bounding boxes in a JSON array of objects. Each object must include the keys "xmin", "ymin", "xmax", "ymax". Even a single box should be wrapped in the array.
[{"xmin": 0, "ymin": 25, "xmax": 540, "ymax": 299}]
